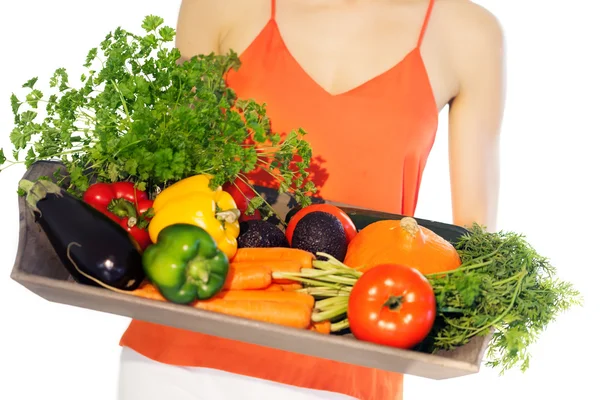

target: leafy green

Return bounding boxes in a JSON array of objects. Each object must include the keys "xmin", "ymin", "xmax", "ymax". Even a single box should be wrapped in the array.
[
  {"xmin": 423, "ymin": 224, "xmax": 583, "ymax": 374},
  {"xmin": 1, "ymin": 15, "xmax": 316, "ymax": 216}
]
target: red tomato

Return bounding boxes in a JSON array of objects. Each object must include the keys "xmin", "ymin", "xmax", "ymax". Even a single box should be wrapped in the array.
[
  {"xmin": 347, "ymin": 264, "xmax": 436, "ymax": 349},
  {"xmin": 286, "ymin": 204, "xmax": 357, "ymax": 245}
]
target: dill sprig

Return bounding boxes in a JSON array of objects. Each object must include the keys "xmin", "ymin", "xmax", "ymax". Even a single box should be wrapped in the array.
[{"xmin": 424, "ymin": 224, "xmax": 583, "ymax": 373}]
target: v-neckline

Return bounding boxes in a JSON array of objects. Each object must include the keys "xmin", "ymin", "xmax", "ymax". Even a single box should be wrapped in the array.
[
  {"xmin": 234, "ymin": 17, "xmax": 437, "ymax": 111},
  {"xmin": 270, "ymin": 20, "xmax": 422, "ymax": 98}
]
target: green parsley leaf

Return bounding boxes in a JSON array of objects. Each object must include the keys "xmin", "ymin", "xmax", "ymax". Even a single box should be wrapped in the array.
[
  {"xmin": 22, "ymin": 77, "xmax": 38, "ymax": 89},
  {"xmin": 0, "ymin": 15, "xmax": 315, "ymax": 219}
]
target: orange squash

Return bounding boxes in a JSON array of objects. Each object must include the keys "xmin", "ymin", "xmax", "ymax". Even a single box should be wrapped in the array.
[{"xmin": 343, "ymin": 217, "xmax": 461, "ymax": 275}]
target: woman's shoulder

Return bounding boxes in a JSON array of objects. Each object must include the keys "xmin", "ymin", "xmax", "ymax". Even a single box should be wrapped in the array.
[
  {"xmin": 427, "ymin": 0, "xmax": 505, "ymax": 75},
  {"xmin": 433, "ymin": 0, "xmax": 504, "ymax": 39},
  {"xmin": 176, "ymin": 0, "xmax": 271, "ymax": 57}
]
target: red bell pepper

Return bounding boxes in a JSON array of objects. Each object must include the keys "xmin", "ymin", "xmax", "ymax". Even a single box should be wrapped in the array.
[
  {"xmin": 222, "ymin": 177, "xmax": 261, "ymax": 222},
  {"xmin": 83, "ymin": 181, "xmax": 154, "ymax": 250}
]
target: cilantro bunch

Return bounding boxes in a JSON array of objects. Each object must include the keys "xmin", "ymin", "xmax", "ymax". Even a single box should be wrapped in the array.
[{"xmin": 1, "ymin": 15, "xmax": 315, "ymax": 214}]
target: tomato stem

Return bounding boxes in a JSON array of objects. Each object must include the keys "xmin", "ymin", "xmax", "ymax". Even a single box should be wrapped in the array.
[{"xmin": 383, "ymin": 295, "xmax": 404, "ymax": 311}]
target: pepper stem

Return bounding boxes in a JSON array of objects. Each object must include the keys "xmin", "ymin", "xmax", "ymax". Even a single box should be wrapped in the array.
[
  {"xmin": 187, "ymin": 255, "xmax": 212, "ymax": 284},
  {"xmin": 108, "ymin": 198, "xmax": 139, "ymax": 225},
  {"xmin": 215, "ymin": 208, "xmax": 241, "ymax": 224}
]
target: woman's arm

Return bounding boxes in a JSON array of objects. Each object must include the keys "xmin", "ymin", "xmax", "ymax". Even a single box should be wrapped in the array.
[{"xmin": 447, "ymin": 4, "xmax": 506, "ymax": 232}]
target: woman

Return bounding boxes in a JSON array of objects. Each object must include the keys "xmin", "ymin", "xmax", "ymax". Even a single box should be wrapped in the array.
[{"xmin": 118, "ymin": 0, "xmax": 505, "ymax": 399}]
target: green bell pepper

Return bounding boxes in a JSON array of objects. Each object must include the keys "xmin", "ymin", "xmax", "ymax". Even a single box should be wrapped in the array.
[{"xmin": 142, "ymin": 223, "xmax": 230, "ymax": 304}]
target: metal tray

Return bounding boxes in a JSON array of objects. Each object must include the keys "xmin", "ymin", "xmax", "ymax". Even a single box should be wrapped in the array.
[{"xmin": 10, "ymin": 161, "xmax": 491, "ymax": 380}]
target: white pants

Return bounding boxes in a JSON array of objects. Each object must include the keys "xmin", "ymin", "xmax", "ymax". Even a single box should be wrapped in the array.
[{"xmin": 117, "ymin": 346, "xmax": 357, "ymax": 400}]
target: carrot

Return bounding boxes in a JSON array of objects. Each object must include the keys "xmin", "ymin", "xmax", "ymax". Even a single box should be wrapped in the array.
[
  {"xmin": 193, "ymin": 299, "xmax": 312, "ymax": 329},
  {"xmin": 129, "ymin": 281, "xmax": 167, "ymax": 302},
  {"xmin": 223, "ymin": 265, "xmax": 272, "ymax": 290},
  {"xmin": 278, "ymin": 283, "xmax": 303, "ymax": 291},
  {"xmin": 215, "ymin": 290, "xmax": 315, "ymax": 308},
  {"xmin": 310, "ymin": 321, "xmax": 332, "ymax": 334},
  {"xmin": 230, "ymin": 260, "xmax": 303, "ymax": 274},
  {"xmin": 231, "ymin": 247, "xmax": 315, "ymax": 270},
  {"xmin": 230, "ymin": 260, "xmax": 305, "ymax": 284},
  {"xmin": 265, "ymin": 284, "xmax": 284, "ymax": 291}
]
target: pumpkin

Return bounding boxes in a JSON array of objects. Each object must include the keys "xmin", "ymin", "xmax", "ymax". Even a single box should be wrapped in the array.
[{"xmin": 343, "ymin": 217, "xmax": 462, "ymax": 275}]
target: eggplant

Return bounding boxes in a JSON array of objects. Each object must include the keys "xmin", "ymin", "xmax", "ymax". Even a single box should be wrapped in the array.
[{"xmin": 19, "ymin": 178, "xmax": 145, "ymax": 291}]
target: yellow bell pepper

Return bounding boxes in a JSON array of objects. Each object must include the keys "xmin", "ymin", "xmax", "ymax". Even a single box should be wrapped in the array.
[{"xmin": 148, "ymin": 174, "xmax": 241, "ymax": 260}]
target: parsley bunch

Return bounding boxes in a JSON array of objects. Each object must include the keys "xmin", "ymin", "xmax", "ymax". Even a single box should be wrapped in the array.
[
  {"xmin": 1, "ymin": 15, "xmax": 315, "ymax": 215},
  {"xmin": 422, "ymin": 224, "xmax": 583, "ymax": 374}
]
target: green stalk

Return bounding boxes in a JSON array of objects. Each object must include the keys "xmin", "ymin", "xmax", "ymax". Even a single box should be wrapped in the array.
[
  {"xmin": 297, "ymin": 268, "xmax": 358, "ymax": 285},
  {"xmin": 315, "ymin": 296, "xmax": 349, "ymax": 310},
  {"xmin": 296, "ymin": 287, "xmax": 351, "ymax": 297},
  {"xmin": 273, "ymin": 271, "xmax": 357, "ymax": 286},
  {"xmin": 312, "ymin": 304, "xmax": 348, "ymax": 323},
  {"xmin": 442, "ymin": 267, "xmax": 528, "ymax": 336},
  {"xmin": 271, "ymin": 273, "xmax": 351, "ymax": 291},
  {"xmin": 425, "ymin": 259, "xmax": 495, "ymax": 278},
  {"xmin": 331, "ymin": 319, "xmax": 350, "ymax": 332}
]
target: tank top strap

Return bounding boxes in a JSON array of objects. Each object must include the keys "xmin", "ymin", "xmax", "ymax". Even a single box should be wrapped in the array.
[
  {"xmin": 271, "ymin": 0, "xmax": 277, "ymax": 20},
  {"xmin": 417, "ymin": 0, "xmax": 435, "ymax": 47}
]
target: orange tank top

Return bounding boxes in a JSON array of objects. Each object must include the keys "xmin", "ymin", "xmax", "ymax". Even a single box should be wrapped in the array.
[{"xmin": 120, "ymin": 1, "xmax": 439, "ymax": 399}]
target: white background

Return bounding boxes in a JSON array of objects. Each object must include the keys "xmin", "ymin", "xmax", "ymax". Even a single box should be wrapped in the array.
[{"xmin": 1, "ymin": 1, "xmax": 599, "ymax": 399}]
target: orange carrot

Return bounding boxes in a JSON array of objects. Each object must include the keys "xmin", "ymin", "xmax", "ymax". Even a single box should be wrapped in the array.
[
  {"xmin": 129, "ymin": 281, "xmax": 167, "ymax": 302},
  {"xmin": 310, "ymin": 321, "xmax": 332, "ymax": 334},
  {"xmin": 215, "ymin": 290, "xmax": 315, "ymax": 308},
  {"xmin": 230, "ymin": 260, "xmax": 305, "ymax": 284},
  {"xmin": 278, "ymin": 283, "xmax": 303, "ymax": 291},
  {"xmin": 265, "ymin": 284, "xmax": 284, "ymax": 291},
  {"xmin": 223, "ymin": 265, "xmax": 272, "ymax": 290},
  {"xmin": 193, "ymin": 299, "xmax": 312, "ymax": 329},
  {"xmin": 230, "ymin": 260, "xmax": 303, "ymax": 274},
  {"xmin": 231, "ymin": 247, "xmax": 315, "ymax": 270}
]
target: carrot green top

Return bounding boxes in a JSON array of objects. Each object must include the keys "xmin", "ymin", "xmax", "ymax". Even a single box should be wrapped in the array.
[{"xmin": 120, "ymin": 1, "xmax": 438, "ymax": 398}]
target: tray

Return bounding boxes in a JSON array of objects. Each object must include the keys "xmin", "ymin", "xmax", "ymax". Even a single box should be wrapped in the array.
[{"xmin": 10, "ymin": 161, "xmax": 492, "ymax": 380}]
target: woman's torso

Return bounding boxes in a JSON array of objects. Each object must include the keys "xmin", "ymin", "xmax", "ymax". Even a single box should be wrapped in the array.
[
  {"xmin": 121, "ymin": 1, "xmax": 455, "ymax": 399},
  {"xmin": 219, "ymin": 0, "xmax": 456, "ymax": 212}
]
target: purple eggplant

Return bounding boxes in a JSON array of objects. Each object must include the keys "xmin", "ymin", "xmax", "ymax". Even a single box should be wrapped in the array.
[{"xmin": 19, "ymin": 178, "xmax": 145, "ymax": 291}]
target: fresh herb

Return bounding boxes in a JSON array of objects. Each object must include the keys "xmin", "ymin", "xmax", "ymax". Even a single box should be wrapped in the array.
[
  {"xmin": 424, "ymin": 224, "xmax": 582, "ymax": 374},
  {"xmin": 274, "ymin": 226, "xmax": 582, "ymax": 374},
  {"xmin": 1, "ymin": 15, "xmax": 315, "ymax": 217}
]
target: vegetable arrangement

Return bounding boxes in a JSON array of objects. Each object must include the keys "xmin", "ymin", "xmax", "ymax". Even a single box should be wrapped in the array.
[
  {"xmin": 4, "ymin": 15, "xmax": 582, "ymax": 378},
  {"xmin": 273, "ymin": 213, "xmax": 583, "ymax": 373}
]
